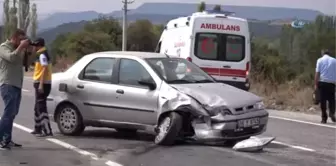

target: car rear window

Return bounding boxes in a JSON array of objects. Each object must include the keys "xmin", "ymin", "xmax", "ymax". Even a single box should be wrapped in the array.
[{"xmin": 194, "ymin": 33, "xmax": 245, "ymax": 62}]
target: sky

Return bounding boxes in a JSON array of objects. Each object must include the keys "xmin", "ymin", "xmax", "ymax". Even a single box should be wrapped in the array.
[{"xmin": 31, "ymin": 0, "xmax": 335, "ymax": 17}]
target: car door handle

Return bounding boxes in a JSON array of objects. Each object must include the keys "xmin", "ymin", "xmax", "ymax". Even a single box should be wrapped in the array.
[
  {"xmin": 76, "ymin": 84, "xmax": 84, "ymax": 89},
  {"xmin": 116, "ymin": 89, "xmax": 124, "ymax": 94}
]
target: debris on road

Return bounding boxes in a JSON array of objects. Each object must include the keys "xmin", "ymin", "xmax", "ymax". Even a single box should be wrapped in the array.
[{"xmin": 232, "ymin": 137, "xmax": 276, "ymax": 152}]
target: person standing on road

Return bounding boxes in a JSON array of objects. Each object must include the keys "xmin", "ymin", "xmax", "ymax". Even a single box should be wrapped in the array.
[
  {"xmin": 0, "ymin": 29, "xmax": 30, "ymax": 149},
  {"xmin": 30, "ymin": 38, "xmax": 53, "ymax": 137},
  {"xmin": 315, "ymin": 49, "xmax": 336, "ymax": 124}
]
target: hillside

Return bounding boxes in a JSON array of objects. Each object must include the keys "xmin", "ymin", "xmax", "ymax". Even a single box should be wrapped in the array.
[
  {"xmin": 38, "ymin": 11, "xmax": 101, "ymax": 31},
  {"xmin": 110, "ymin": 3, "xmax": 322, "ymax": 20},
  {"xmin": 38, "ymin": 21, "xmax": 88, "ymax": 44},
  {"xmin": 37, "ymin": 2, "xmax": 323, "ymax": 31},
  {"xmin": 38, "ymin": 16, "xmax": 283, "ymax": 45}
]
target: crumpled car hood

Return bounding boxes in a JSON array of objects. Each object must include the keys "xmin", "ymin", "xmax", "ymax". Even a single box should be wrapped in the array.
[{"xmin": 170, "ymin": 83, "xmax": 262, "ymax": 109}]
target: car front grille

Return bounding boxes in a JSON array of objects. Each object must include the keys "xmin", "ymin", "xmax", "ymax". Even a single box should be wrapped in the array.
[{"xmin": 235, "ymin": 104, "xmax": 254, "ymax": 112}]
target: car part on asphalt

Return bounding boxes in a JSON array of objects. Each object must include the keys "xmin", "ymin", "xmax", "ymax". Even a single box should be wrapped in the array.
[{"xmin": 232, "ymin": 136, "xmax": 276, "ymax": 152}]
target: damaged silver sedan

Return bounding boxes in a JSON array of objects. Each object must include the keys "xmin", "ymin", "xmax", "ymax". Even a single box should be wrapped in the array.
[{"xmin": 47, "ymin": 51, "xmax": 268, "ymax": 146}]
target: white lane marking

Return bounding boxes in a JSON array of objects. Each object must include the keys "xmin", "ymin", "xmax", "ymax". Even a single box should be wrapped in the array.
[
  {"xmin": 47, "ymin": 138, "xmax": 100, "ymax": 160},
  {"xmin": 211, "ymin": 147, "xmax": 277, "ymax": 165},
  {"xmin": 249, "ymin": 136, "xmax": 316, "ymax": 152},
  {"xmin": 271, "ymin": 141, "xmax": 316, "ymax": 152},
  {"xmin": 22, "ymin": 89, "xmax": 30, "ymax": 92},
  {"xmin": 105, "ymin": 161, "xmax": 123, "ymax": 166},
  {"xmin": 9, "ymin": 121, "xmax": 123, "ymax": 166},
  {"xmin": 270, "ymin": 116, "xmax": 336, "ymax": 129}
]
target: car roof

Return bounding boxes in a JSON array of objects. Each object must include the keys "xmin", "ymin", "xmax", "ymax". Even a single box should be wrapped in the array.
[{"xmin": 86, "ymin": 51, "xmax": 168, "ymax": 59}]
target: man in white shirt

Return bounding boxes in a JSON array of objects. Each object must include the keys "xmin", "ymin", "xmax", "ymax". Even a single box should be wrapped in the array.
[{"xmin": 315, "ymin": 49, "xmax": 336, "ymax": 124}]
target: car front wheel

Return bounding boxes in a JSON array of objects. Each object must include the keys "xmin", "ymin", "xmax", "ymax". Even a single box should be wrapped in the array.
[
  {"xmin": 154, "ymin": 112, "xmax": 182, "ymax": 146},
  {"xmin": 56, "ymin": 104, "xmax": 85, "ymax": 136}
]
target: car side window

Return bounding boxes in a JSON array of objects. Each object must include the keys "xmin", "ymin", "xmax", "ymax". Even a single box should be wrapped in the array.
[
  {"xmin": 82, "ymin": 58, "xmax": 115, "ymax": 83},
  {"xmin": 118, "ymin": 59, "xmax": 152, "ymax": 87}
]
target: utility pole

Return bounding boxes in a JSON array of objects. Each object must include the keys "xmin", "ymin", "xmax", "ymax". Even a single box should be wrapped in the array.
[{"xmin": 121, "ymin": 0, "xmax": 134, "ymax": 51}]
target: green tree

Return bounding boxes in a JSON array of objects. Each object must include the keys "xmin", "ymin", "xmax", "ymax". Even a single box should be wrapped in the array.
[
  {"xmin": 30, "ymin": 3, "xmax": 37, "ymax": 39},
  {"xmin": 127, "ymin": 19, "xmax": 159, "ymax": 51},
  {"xmin": 198, "ymin": 1, "xmax": 206, "ymax": 12},
  {"xmin": 8, "ymin": 0, "xmax": 18, "ymax": 38},
  {"xmin": 153, "ymin": 24, "xmax": 164, "ymax": 37},
  {"xmin": 18, "ymin": 0, "xmax": 30, "ymax": 32},
  {"xmin": 2, "ymin": 0, "xmax": 10, "ymax": 41},
  {"xmin": 2, "ymin": 0, "xmax": 36, "ymax": 40},
  {"xmin": 51, "ymin": 17, "xmax": 123, "ymax": 60},
  {"xmin": 50, "ymin": 33, "xmax": 69, "ymax": 63},
  {"xmin": 84, "ymin": 16, "xmax": 123, "ymax": 49},
  {"xmin": 213, "ymin": 5, "xmax": 221, "ymax": 12},
  {"xmin": 61, "ymin": 31, "xmax": 117, "ymax": 60}
]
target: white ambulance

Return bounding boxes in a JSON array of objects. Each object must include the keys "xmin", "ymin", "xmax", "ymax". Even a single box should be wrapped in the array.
[{"xmin": 155, "ymin": 10, "xmax": 251, "ymax": 91}]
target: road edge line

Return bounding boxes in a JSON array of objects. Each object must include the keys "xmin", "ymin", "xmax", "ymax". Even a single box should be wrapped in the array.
[
  {"xmin": 272, "ymin": 141, "xmax": 316, "ymax": 152},
  {"xmin": 11, "ymin": 122, "xmax": 123, "ymax": 166},
  {"xmin": 269, "ymin": 116, "xmax": 336, "ymax": 129}
]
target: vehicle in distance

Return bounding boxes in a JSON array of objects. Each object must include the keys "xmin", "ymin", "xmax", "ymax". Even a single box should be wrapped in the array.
[
  {"xmin": 156, "ymin": 10, "xmax": 251, "ymax": 91},
  {"xmin": 47, "ymin": 51, "xmax": 269, "ymax": 145}
]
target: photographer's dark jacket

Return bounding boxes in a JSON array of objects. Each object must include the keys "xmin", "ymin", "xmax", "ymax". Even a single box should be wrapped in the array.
[
  {"xmin": 33, "ymin": 47, "xmax": 52, "ymax": 83},
  {"xmin": 0, "ymin": 40, "xmax": 24, "ymax": 88}
]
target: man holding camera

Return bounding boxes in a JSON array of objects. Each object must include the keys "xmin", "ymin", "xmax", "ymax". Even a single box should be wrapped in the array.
[
  {"xmin": 0, "ymin": 29, "xmax": 30, "ymax": 149},
  {"xmin": 30, "ymin": 38, "xmax": 53, "ymax": 137}
]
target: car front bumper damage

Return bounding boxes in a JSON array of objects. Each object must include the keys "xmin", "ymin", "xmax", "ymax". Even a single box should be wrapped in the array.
[
  {"xmin": 158, "ymin": 83, "xmax": 269, "ymax": 142},
  {"xmin": 192, "ymin": 110, "xmax": 269, "ymax": 141}
]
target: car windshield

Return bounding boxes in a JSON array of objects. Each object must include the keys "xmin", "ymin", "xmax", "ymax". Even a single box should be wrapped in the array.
[{"xmin": 146, "ymin": 58, "xmax": 215, "ymax": 84}]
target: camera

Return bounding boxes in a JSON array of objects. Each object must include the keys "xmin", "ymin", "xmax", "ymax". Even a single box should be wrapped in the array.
[{"xmin": 28, "ymin": 40, "xmax": 39, "ymax": 46}]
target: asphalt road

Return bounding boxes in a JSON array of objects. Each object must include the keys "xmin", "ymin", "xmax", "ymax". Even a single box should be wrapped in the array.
[{"xmin": 0, "ymin": 77, "xmax": 335, "ymax": 166}]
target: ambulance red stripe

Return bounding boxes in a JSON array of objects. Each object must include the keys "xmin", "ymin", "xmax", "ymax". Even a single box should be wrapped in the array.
[{"xmin": 201, "ymin": 67, "xmax": 247, "ymax": 78}]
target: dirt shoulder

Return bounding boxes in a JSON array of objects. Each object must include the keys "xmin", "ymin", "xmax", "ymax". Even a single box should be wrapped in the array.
[{"xmin": 250, "ymin": 81, "xmax": 320, "ymax": 115}]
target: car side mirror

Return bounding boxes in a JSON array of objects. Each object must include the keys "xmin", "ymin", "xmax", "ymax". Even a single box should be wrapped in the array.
[{"xmin": 138, "ymin": 79, "xmax": 156, "ymax": 90}]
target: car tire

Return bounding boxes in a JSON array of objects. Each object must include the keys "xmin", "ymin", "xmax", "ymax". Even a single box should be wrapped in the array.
[
  {"xmin": 56, "ymin": 104, "xmax": 85, "ymax": 136},
  {"xmin": 154, "ymin": 112, "xmax": 183, "ymax": 146}
]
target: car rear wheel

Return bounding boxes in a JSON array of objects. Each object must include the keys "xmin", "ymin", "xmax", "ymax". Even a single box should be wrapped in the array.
[
  {"xmin": 154, "ymin": 112, "xmax": 182, "ymax": 146},
  {"xmin": 56, "ymin": 104, "xmax": 85, "ymax": 136}
]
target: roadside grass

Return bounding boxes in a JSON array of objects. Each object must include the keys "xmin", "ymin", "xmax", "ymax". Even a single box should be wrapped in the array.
[{"xmin": 250, "ymin": 80, "xmax": 319, "ymax": 114}]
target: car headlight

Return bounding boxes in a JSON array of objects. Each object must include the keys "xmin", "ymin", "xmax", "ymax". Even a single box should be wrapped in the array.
[
  {"xmin": 255, "ymin": 101, "xmax": 265, "ymax": 110},
  {"xmin": 210, "ymin": 108, "xmax": 232, "ymax": 116}
]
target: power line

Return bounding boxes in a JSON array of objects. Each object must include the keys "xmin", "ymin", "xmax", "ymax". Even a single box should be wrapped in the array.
[{"xmin": 121, "ymin": 0, "xmax": 134, "ymax": 51}]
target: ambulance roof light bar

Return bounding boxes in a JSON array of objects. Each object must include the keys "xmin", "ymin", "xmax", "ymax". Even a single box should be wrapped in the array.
[{"xmin": 202, "ymin": 10, "xmax": 236, "ymax": 16}]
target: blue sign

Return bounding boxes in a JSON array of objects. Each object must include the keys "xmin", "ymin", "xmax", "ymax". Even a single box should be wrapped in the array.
[{"xmin": 291, "ymin": 20, "xmax": 306, "ymax": 28}]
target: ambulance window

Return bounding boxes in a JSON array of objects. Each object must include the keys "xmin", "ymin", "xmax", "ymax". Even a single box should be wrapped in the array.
[
  {"xmin": 195, "ymin": 33, "xmax": 245, "ymax": 62},
  {"xmin": 195, "ymin": 34, "xmax": 218, "ymax": 60},
  {"xmin": 226, "ymin": 35, "xmax": 244, "ymax": 61}
]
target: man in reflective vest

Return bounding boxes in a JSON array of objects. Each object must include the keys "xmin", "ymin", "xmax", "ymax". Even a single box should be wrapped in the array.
[{"xmin": 30, "ymin": 38, "xmax": 53, "ymax": 137}]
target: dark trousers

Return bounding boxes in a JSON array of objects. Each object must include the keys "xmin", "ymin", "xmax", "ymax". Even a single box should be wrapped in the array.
[
  {"xmin": 0, "ymin": 84, "xmax": 21, "ymax": 143},
  {"xmin": 318, "ymin": 82, "xmax": 335, "ymax": 120},
  {"xmin": 33, "ymin": 83, "xmax": 52, "ymax": 134}
]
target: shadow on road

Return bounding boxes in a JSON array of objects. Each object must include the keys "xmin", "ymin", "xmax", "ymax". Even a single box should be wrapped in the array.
[
  {"xmin": 51, "ymin": 128, "xmax": 289, "ymax": 155},
  {"xmin": 53, "ymin": 128, "xmax": 155, "ymax": 142}
]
